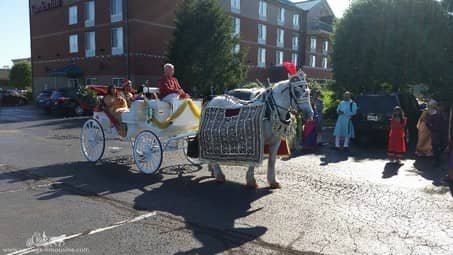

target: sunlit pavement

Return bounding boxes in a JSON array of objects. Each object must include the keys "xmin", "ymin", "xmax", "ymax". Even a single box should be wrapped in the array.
[{"xmin": 0, "ymin": 106, "xmax": 452, "ymax": 255}]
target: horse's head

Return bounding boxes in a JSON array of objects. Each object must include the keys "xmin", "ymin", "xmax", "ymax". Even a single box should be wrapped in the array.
[{"xmin": 272, "ymin": 70, "xmax": 313, "ymax": 120}]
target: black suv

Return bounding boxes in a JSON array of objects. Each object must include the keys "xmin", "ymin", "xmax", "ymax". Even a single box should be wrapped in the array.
[{"xmin": 353, "ymin": 93, "xmax": 421, "ymax": 145}]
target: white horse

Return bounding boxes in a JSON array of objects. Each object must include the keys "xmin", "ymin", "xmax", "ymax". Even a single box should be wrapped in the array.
[{"xmin": 206, "ymin": 71, "xmax": 313, "ymax": 189}]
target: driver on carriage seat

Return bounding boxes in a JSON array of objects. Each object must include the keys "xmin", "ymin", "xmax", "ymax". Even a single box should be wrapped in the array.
[{"xmin": 158, "ymin": 63, "xmax": 190, "ymax": 104}]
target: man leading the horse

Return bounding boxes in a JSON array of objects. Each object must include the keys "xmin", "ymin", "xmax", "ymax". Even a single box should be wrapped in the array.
[{"xmin": 158, "ymin": 63, "xmax": 190, "ymax": 103}]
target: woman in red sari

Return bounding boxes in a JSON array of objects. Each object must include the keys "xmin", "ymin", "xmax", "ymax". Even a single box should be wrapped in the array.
[{"xmin": 388, "ymin": 106, "xmax": 407, "ymax": 164}]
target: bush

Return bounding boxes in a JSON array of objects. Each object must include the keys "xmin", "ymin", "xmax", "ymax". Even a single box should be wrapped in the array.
[
  {"xmin": 78, "ymin": 86, "xmax": 99, "ymax": 107},
  {"xmin": 25, "ymin": 86, "xmax": 33, "ymax": 102}
]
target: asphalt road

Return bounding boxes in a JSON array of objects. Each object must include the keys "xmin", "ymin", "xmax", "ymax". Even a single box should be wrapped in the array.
[{"xmin": 0, "ymin": 106, "xmax": 452, "ymax": 255}]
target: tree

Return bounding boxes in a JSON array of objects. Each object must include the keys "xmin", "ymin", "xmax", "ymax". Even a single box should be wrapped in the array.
[
  {"xmin": 333, "ymin": 0, "xmax": 450, "ymax": 94},
  {"xmin": 9, "ymin": 61, "xmax": 32, "ymax": 88},
  {"xmin": 167, "ymin": 0, "xmax": 248, "ymax": 96}
]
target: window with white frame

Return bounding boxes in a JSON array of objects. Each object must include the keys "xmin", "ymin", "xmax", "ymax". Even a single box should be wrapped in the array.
[
  {"xmin": 233, "ymin": 44, "xmax": 240, "ymax": 54},
  {"xmin": 291, "ymin": 53, "xmax": 298, "ymax": 66},
  {"xmin": 68, "ymin": 79, "xmax": 79, "ymax": 88},
  {"xmin": 257, "ymin": 48, "xmax": 266, "ymax": 67},
  {"xmin": 278, "ymin": 8, "xmax": 285, "ymax": 25},
  {"xmin": 293, "ymin": 14, "xmax": 300, "ymax": 29},
  {"xmin": 69, "ymin": 5, "xmax": 77, "ymax": 25},
  {"xmin": 85, "ymin": 1, "xmax": 95, "ymax": 27},
  {"xmin": 310, "ymin": 37, "xmax": 317, "ymax": 51},
  {"xmin": 259, "ymin": 1, "xmax": 267, "ymax": 20},
  {"xmin": 111, "ymin": 27, "xmax": 124, "ymax": 55},
  {"xmin": 258, "ymin": 24, "xmax": 266, "ymax": 44},
  {"xmin": 86, "ymin": 78, "xmax": 97, "ymax": 85},
  {"xmin": 310, "ymin": 55, "xmax": 316, "ymax": 67},
  {"xmin": 233, "ymin": 17, "xmax": 240, "ymax": 36},
  {"xmin": 322, "ymin": 57, "xmax": 328, "ymax": 69},
  {"xmin": 292, "ymin": 35, "xmax": 299, "ymax": 50},
  {"xmin": 112, "ymin": 78, "xmax": 123, "ymax": 87},
  {"xmin": 323, "ymin": 40, "xmax": 329, "ymax": 53},
  {"xmin": 69, "ymin": 34, "xmax": 78, "ymax": 53},
  {"xmin": 111, "ymin": 0, "xmax": 123, "ymax": 23},
  {"xmin": 231, "ymin": 0, "xmax": 240, "ymax": 13},
  {"xmin": 276, "ymin": 29, "xmax": 284, "ymax": 48},
  {"xmin": 276, "ymin": 51, "xmax": 283, "ymax": 66},
  {"xmin": 85, "ymin": 32, "xmax": 95, "ymax": 57}
]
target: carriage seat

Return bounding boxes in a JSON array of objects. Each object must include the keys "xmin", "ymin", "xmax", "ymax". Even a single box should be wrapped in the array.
[{"xmin": 121, "ymin": 100, "xmax": 147, "ymax": 124}]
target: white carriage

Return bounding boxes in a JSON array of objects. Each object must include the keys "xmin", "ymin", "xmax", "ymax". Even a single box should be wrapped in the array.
[{"xmin": 80, "ymin": 88, "xmax": 203, "ymax": 174}]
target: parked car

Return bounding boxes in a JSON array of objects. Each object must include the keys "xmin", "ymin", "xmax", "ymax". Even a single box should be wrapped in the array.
[
  {"xmin": 0, "ymin": 89, "xmax": 28, "ymax": 106},
  {"xmin": 36, "ymin": 88, "xmax": 55, "ymax": 111},
  {"xmin": 353, "ymin": 93, "xmax": 421, "ymax": 145},
  {"xmin": 47, "ymin": 88, "xmax": 85, "ymax": 116},
  {"xmin": 227, "ymin": 88, "xmax": 265, "ymax": 101}
]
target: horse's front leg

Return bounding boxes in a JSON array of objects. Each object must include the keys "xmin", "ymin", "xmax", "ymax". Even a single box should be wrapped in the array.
[
  {"xmin": 246, "ymin": 166, "xmax": 258, "ymax": 189},
  {"xmin": 209, "ymin": 163, "xmax": 225, "ymax": 183},
  {"xmin": 267, "ymin": 138, "xmax": 282, "ymax": 189}
]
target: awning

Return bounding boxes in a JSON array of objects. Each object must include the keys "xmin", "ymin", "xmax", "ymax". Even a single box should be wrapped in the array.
[{"xmin": 51, "ymin": 64, "xmax": 84, "ymax": 78}]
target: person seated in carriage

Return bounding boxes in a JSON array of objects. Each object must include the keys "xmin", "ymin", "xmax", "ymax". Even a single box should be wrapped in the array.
[
  {"xmin": 103, "ymin": 85, "xmax": 129, "ymax": 137},
  {"xmin": 158, "ymin": 63, "xmax": 190, "ymax": 103},
  {"xmin": 119, "ymin": 79, "xmax": 135, "ymax": 107}
]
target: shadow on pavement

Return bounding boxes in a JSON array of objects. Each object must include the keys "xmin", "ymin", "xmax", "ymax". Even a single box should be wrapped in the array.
[
  {"xmin": 0, "ymin": 157, "xmax": 272, "ymax": 254},
  {"xmin": 382, "ymin": 162, "xmax": 402, "ymax": 179},
  {"xmin": 134, "ymin": 175, "xmax": 271, "ymax": 254}
]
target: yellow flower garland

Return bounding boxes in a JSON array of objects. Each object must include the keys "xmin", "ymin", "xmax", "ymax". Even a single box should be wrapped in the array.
[{"xmin": 144, "ymin": 98, "xmax": 201, "ymax": 129}]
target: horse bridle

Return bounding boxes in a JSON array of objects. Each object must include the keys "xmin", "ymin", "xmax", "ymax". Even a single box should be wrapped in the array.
[{"xmin": 265, "ymin": 81, "xmax": 307, "ymax": 123}]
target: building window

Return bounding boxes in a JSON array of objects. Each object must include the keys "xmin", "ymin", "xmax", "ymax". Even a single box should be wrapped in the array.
[
  {"xmin": 85, "ymin": 32, "xmax": 95, "ymax": 57},
  {"xmin": 277, "ymin": 29, "xmax": 284, "ymax": 48},
  {"xmin": 292, "ymin": 53, "xmax": 298, "ymax": 66},
  {"xmin": 69, "ymin": 34, "xmax": 78, "ymax": 53},
  {"xmin": 310, "ymin": 37, "xmax": 317, "ymax": 51},
  {"xmin": 112, "ymin": 78, "xmax": 123, "ymax": 87},
  {"xmin": 233, "ymin": 17, "xmax": 240, "ymax": 36},
  {"xmin": 278, "ymin": 8, "xmax": 285, "ymax": 25},
  {"xmin": 293, "ymin": 14, "xmax": 300, "ymax": 29},
  {"xmin": 68, "ymin": 79, "xmax": 79, "ymax": 88},
  {"xmin": 276, "ymin": 51, "xmax": 283, "ymax": 66},
  {"xmin": 233, "ymin": 44, "xmax": 240, "ymax": 54},
  {"xmin": 86, "ymin": 78, "xmax": 97, "ymax": 85},
  {"xmin": 85, "ymin": 1, "xmax": 95, "ymax": 27},
  {"xmin": 259, "ymin": 0, "xmax": 267, "ymax": 20},
  {"xmin": 111, "ymin": 0, "xmax": 123, "ymax": 23},
  {"xmin": 292, "ymin": 35, "xmax": 299, "ymax": 50},
  {"xmin": 310, "ymin": 55, "xmax": 316, "ymax": 67},
  {"xmin": 231, "ymin": 0, "xmax": 240, "ymax": 13},
  {"xmin": 323, "ymin": 40, "xmax": 329, "ymax": 54},
  {"xmin": 322, "ymin": 57, "xmax": 328, "ymax": 69},
  {"xmin": 257, "ymin": 48, "xmax": 266, "ymax": 68},
  {"xmin": 69, "ymin": 5, "xmax": 77, "ymax": 25},
  {"xmin": 112, "ymin": 27, "xmax": 124, "ymax": 55},
  {"xmin": 258, "ymin": 24, "xmax": 266, "ymax": 44}
]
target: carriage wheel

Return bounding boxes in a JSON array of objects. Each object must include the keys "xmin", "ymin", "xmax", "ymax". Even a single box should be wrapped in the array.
[
  {"xmin": 133, "ymin": 130, "xmax": 163, "ymax": 174},
  {"xmin": 183, "ymin": 137, "xmax": 203, "ymax": 166},
  {"xmin": 80, "ymin": 118, "xmax": 105, "ymax": 162}
]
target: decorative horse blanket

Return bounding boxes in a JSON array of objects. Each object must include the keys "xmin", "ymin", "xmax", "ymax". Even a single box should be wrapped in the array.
[{"xmin": 199, "ymin": 103, "xmax": 265, "ymax": 165}]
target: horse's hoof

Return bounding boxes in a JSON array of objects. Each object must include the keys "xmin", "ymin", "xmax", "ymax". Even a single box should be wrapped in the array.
[
  {"xmin": 246, "ymin": 182, "xmax": 258, "ymax": 189},
  {"xmin": 269, "ymin": 183, "xmax": 281, "ymax": 189},
  {"xmin": 215, "ymin": 175, "xmax": 226, "ymax": 184}
]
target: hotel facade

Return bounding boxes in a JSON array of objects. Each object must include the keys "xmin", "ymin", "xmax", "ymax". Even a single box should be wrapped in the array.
[{"xmin": 29, "ymin": 0, "xmax": 334, "ymax": 94}]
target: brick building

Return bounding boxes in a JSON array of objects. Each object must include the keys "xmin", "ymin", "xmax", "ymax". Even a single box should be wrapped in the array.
[
  {"xmin": 29, "ymin": 0, "xmax": 334, "ymax": 95},
  {"xmin": 296, "ymin": 0, "xmax": 334, "ymax": 81}
]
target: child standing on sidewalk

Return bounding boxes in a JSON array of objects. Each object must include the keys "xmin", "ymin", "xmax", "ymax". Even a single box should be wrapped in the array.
[{"xmin": 388, "ymin": 106, "xmax": 407, "ymax": 164}]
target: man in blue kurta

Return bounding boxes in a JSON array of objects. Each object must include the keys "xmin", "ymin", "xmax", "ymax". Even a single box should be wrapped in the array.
[{"xmin": 333, "ymin": 91, "xmax": 357, "ymax": 151}]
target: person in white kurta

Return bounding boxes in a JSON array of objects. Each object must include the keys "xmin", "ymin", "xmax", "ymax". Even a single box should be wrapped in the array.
[{"xmin": 333, "ymin": 92, "xmax": 357, "ymax": 150}]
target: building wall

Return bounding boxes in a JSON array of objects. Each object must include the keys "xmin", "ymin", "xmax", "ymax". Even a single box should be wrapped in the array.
[{"xmin": 30, "ymin": 0, "xmax": 309, "ymax": 95}]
